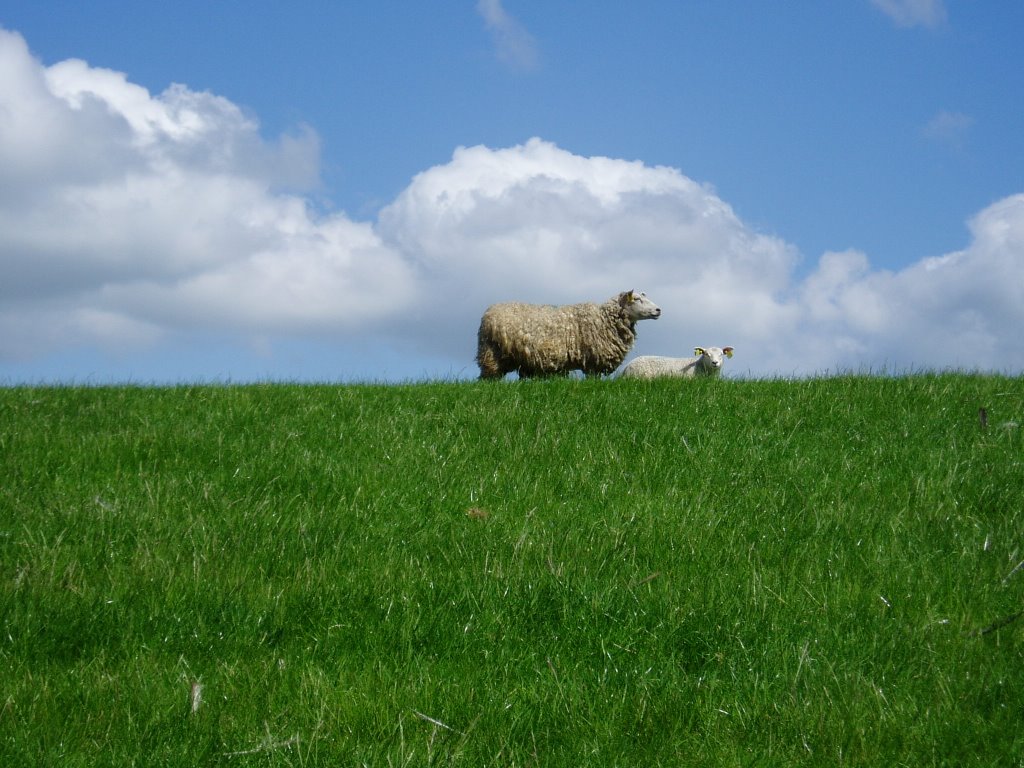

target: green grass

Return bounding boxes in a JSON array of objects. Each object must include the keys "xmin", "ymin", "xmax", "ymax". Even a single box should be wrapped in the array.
[{"xmin": 1, "ymin": 375, "xmax": 1023, "ymax": 766}]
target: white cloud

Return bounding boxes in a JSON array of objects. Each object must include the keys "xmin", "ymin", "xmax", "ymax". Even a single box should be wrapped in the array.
[
  {"xmin": 923, "ymin": 110, "xmax": 973, "ymax": 150},
  {"xmin": 3, "ymin": 25, "xmax": 1024, "ymax": 379},
  {"xmin": 378, "ymin": 138, "xmax": 800, "ymax": 362},
  {"xmin": 870, "ymin": 0, "xmax": 947, "ymax": 29},
  {"xmin": 477, "ymin": 0, "xmax": 540, "ymax": 71},
  {"xmin": 0, "ymin": 27, "xmax": 415, "ymax": 360},
  {"xmin": 379, "ymin": 139, "xmax": 1024, "ymax": 375},
  {"xmin": 787, "ymin": 194, "xmax": 1024, "ymax": 373}
]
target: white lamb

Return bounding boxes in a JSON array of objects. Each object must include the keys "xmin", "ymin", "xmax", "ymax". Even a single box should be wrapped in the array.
[{"xmin": 619, "ymin": 346, "xmax": 734, "ymax": 379}]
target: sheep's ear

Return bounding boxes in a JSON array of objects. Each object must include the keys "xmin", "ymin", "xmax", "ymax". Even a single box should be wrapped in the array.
[
  {"xmin": 723, "ymin": 347, "xmax": 734, "ymax": 358},
  {"xmin": 694, "ymin": 347, "xmax": 705, "ymax": 356}
]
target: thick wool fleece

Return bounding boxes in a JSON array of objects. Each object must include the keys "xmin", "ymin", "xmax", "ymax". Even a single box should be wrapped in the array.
[{"xmin": 477, "ymin": 295, "xmax": 642, "ymax": 379}]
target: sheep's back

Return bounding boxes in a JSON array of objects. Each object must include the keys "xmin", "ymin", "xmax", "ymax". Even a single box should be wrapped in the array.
[
  {"xmin": 481, "ymin": 302, "xmax": 577, "ymax": 343},
  {"xmin": 620, "ymin": 355, "xmax": 700, "ymax": 379}
]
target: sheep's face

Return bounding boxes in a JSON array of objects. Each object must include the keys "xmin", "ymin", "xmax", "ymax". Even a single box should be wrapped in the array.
[
  {"xmin": 694, "ymin": 346, "xmax": 734, "ymax": 371},
  {"xmin": 620, "ymin": 290, "xmax": 661, "ymax": 321}
]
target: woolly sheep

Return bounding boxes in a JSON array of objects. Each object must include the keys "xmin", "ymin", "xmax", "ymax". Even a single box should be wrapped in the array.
[
  {"xmin": 476, "ymin": 290, "xmax": 662, "ymax": 379},
  {"xmin": 619, "ymin": 346, "xmax": 735, "ymax": 379}
]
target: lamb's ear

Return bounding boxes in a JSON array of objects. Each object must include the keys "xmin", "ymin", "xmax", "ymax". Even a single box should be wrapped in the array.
[
  {"xmin": 694, "ymin": 347, "xmax": 705, "ymax": 356},
  {"xmin": 723, "ymin": 347, "xmax": 734, "ymax": 358},
  {"xmin": 621, "ymin": 290, "xmax": 635, "ymax": 306}
]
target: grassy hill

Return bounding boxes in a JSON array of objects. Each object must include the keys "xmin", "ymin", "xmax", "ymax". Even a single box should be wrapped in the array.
[{"xmin": 2, "ymin": 375, "xmax": 1022, "ymax": 765}]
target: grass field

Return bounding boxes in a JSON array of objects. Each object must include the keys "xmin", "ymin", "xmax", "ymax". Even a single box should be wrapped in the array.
[{"xmin": 1, "ymin": 374, "xmax": 1023, "ymax": 766}]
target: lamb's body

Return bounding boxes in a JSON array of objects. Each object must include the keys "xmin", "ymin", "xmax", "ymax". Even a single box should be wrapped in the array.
[
  {"xmin": 619, "ymin": 346, "xmax": 734, "ymax": 379},
  {"xmin": 477, "ymin": 291, "xmax": 661, "ymax": 379}
]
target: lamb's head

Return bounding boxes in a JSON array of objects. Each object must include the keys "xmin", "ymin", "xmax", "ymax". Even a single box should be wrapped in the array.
[
  {"xmin": 617, "ymin": 290, "xmax": 661, "ymax": 321},
  {"xmin": 694, "ymin": 346, "xmax": 735, "ymax": 374}
]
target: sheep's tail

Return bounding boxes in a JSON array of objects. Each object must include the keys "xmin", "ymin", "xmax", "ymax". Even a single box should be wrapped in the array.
[
  {"xmin": 477, "ymin": 345, "xmax": 502, "ymax": 379},
  {"xmin": 476, "ymin": 314, "xmax": 505, "ymax": 379}
]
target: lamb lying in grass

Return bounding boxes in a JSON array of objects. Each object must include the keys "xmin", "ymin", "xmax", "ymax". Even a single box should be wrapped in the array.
[{"xmin": 619, "ymin": 346, "xmax": 734, "ymax": 379}]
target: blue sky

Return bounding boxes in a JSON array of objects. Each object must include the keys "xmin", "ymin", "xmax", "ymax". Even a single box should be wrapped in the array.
[{"xmin": 1, "ymin": 1, "xmax": 1022, "ymax": 382}]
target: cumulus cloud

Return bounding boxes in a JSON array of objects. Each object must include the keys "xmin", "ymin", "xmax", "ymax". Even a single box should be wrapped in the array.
[
  {"xmin": 923, "ymin": 110, "xmax": 973, "ymax": 150},
  {"xmin": 788, "ymin": 194, "xmax": 1024, "ymax": 373},
  {"xmin": 869, "ymin": 0, "xmax": 947, "ymax": 29},
  {"xmin": 477, "ymin": 0, "xmax": 540, "ymax": 71},
  {"xmin": 378, "ymin": 139, "xmax": 800, "ymax": 363},
  {"xmin": 0, "ymin": 27, "xmax": 415, "ymax": 360},
  {"xmin": 3, "ymin": 25, "xmax": 1024, "ymax": 379},
  {"xmin": 380, "ymin": 139, "xmax": 1024, "ymax": 375}
]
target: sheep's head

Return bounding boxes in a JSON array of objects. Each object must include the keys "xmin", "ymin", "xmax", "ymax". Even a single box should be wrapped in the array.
[
  {"xmin": 694, "ymin": 346, "xmax": 735, "ymax": 372},
  {"xmin": 618, "ymin": 290, "xmax": 661, "ymax": 321}
]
